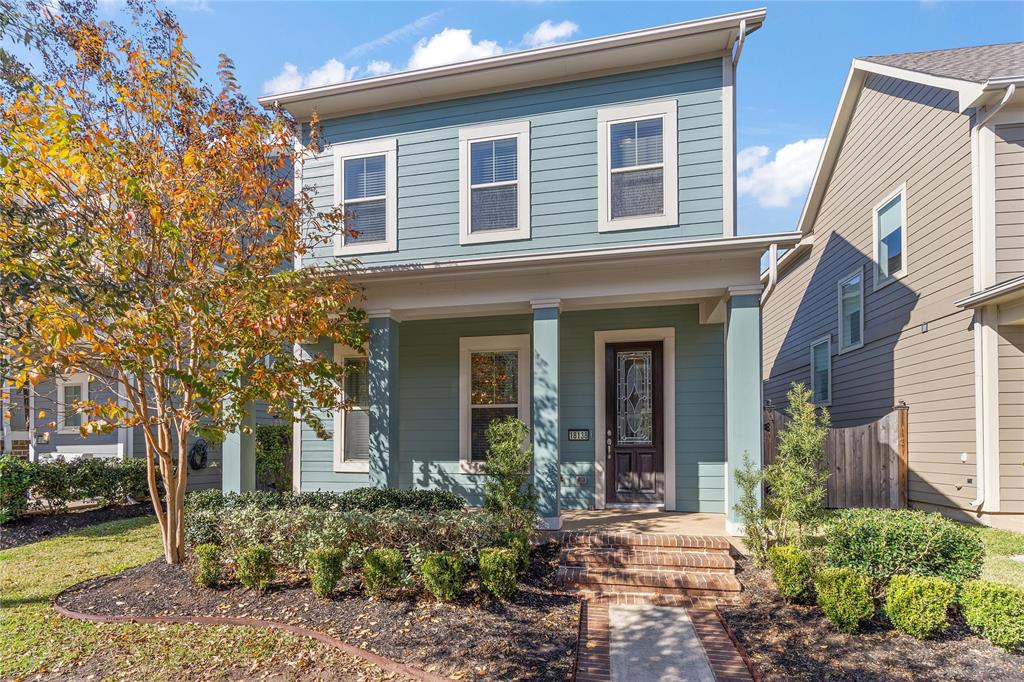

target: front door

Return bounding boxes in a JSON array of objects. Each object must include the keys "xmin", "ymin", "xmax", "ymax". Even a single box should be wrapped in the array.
[{"xmin": 605, "ymin": 342, "xmax": 663, "ymax": 504}]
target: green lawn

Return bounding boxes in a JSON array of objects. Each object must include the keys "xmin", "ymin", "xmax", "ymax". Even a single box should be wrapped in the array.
[
  {"xmin": 977, "ymin": 524, "xmax": 1024, "ymax": 587},
  {"xmin": 0, "ymin": 517, "xmax": 403, "ymax": 681}
]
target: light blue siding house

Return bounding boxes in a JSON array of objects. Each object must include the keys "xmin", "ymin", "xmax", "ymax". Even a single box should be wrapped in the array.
[{"xmin": 237, "ymin": 9, "xmax": 799, "ymax": 532}]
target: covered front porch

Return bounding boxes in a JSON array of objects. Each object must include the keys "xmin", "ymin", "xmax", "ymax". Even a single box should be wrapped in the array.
[{"xmin": 224, "ymin": 237, "xmax": 784, "ymax": 534}]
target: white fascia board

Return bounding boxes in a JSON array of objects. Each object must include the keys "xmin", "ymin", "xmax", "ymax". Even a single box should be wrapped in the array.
[{"xmin": 852, "ymin": 59, "xmax": 986, "ymax": 113}]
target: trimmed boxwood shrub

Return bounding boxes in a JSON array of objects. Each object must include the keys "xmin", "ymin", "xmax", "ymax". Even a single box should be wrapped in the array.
[
  {"xmin": 883, "ymin": 574, "xmax": 955, "ymax": 639},
  {"xmin": 500, "ymin": 530, "xmax": 531, "ymax": 575},
  {"xmin": 0, "ymin": 455, "xmax": 34, "ymax": 524},
  {"xmin": 363, "ymin": 548, "xmax": 407, "ymax": 597},
  {"xmin": 194, "ymin": 543, "xmax": 223, "ymax": 588},
  {"xmin": 823, "ymin": 508, "xmax": 983, "ymax": 585},
  {"xmin": 307, "ymin": 548, "xmax": 345, "ymax": 598},
  {"xmin": 814, "ymin": 567, "xmax": 875, "ymax": 633},
  {"xmin": 960, "ymin": 580, "xmax": 1024, "ymax": 651},
  {"xmin": 768, "ymin": 545, "xmax": 813, "ymax": 603},
  {"xmin": 419, "ymin": 551, "xmax": 465, "ymax": 601},
  {"xmin": 479, "ymin": 547, "xmax": 518, "ymax": 600},
  {"xmin": 235, "ymin": 545, "xmax": 274, "ymax": 592}
]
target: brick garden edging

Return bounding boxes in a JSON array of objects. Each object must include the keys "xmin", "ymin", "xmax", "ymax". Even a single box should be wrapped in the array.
[{"xmin": 51, "ymin": 600, "xmax": 449, "ymax": 682}]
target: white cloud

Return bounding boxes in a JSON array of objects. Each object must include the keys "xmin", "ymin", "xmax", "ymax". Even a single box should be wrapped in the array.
[
  {"xmin": 737, "ymin": 138, "xmax": 825, "ymax": 209},
  {"xmin": 408, "ymin": 28, "xmax": 503, "ymax": 70},
  {"xmin": 262, "ymin": 59, "xmax": 359, "ymax": 95},
  {"xmin": 523, "ymin": 20, "xmax": 578, "ymax": 48},
  {"xmin": 365, "ymin": 60, "xmax": 394, "ymax": 77}
]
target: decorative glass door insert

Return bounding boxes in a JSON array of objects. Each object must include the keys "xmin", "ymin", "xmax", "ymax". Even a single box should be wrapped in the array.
[{"xmin": 615, "ymin": 350, "xmax": 652, "ymax": 445}]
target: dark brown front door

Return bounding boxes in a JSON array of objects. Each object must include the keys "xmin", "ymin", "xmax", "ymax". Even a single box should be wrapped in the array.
[{"xmin": 605, "ymin": 341, "xmax": 664, "ymax": 504}]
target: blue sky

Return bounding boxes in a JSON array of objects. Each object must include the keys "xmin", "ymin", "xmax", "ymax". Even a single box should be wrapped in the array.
[{"xmin": 89, "ymin": 2, "xmax": 1024, "ymax": 233}]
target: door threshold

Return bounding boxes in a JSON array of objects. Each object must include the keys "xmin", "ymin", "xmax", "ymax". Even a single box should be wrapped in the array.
[{"xmin": 603, "ymin": 503, "xmax": 665, "ymax": 511}]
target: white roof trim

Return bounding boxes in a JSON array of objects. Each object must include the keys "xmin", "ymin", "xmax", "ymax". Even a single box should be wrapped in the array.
[
  {"xmin": 260, "ymin": 8, "xmax": 766, "ymax": 120},
  {"xmin": 852, "ymin": 59, "xmax": 986, "ymax": 112},
  {"xmin": 955, "ymin": 275, "xmax": 1024, "ymax": 308}
]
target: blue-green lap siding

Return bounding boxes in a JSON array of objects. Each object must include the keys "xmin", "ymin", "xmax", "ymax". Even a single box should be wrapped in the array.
[{"xmin": 301, "ymin": 60, "xmax": 724, "ymax": 269}]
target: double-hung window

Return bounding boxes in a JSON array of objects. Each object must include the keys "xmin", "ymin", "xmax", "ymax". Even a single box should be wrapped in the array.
[
  {"xmin": 837, "ymin": 268, "xmax": 864, "ymax": 353},
  {"xmin": 809, "ymin": 337, "xmax": 832, "ymax": 406},
  {"xmin": 333, "ymin": 138, "xmax": 397, "ymax": 255},
  {"xmin": 597, "ymin": 100, "xmax": 678, "ymax": 231},
  {"xmin": 873, "ymin": 186, "xmax": 907, "ymax": 289},
  {"xmin": 333, "ymin": 345, "xmax": 370, "ymax": 472},
  {"xmin": 58, "ymin": 373, "xmax": 89, "ymax": 433},
  {"xmin": 458, "ymin": 335, "xmax": 531, "ymax": 473},
  {"xmin": 458, "ymin": 121, "xmax": 530, "ymax": 244}
]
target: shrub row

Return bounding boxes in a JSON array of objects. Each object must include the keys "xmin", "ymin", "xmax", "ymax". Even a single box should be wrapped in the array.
[
  {"xmin": 185, "ymin": 487, "xmax": 465, "ymax": 516},
  {"xmin": 0, "ymin": 454, "xmax": 149, "ymax": 523}
]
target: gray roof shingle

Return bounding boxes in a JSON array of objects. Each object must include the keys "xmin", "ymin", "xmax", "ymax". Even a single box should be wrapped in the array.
[{"xmin": 861, "ymin": 42, "xmax": 1024, "ymax": 84}]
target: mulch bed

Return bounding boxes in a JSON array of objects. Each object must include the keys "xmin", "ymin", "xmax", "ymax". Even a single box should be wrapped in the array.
[
  {"xmin": 720, "ymin": 558, "xmax": 1024, "ymax": 682},
  {"xmin": 56, "ymin": 540, "xmax": 579, "ymax": 681},
  {"xmin": 0, "ymin": 503, "xmax": 154, "ymax": 551}
]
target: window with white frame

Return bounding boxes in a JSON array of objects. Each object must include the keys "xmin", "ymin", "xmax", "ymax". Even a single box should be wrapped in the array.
[
  {"xmin": 837, "ymin": 268, "xmax": 864, "ymax": 353},
  {"xmin": 458, "ymin": 121, "xmax": 530, "ymax": 244},
  {"xmin": 809, "ymin": 337, "xmax": 832, "ymax": 406},
  {"xmin": 597, "ymin": 99, "xmax": 678, "ymax": 232},
  {"xmin": 459, "ymin": 335, "xmax": 530, "ymax": 472},
  {"xmin": 873, "ymin": 186, "xmax": 907, "ymax": 288},
  {"xmin": 333, "ymin": 346, "xmax": 370, "ymax": 472},
  {"xmin": 333, "ymin": 138, "xmax": 397, "ymax": 255},
  {"xmin": 58, "ymin": 374, "xmax": 89, "ymax": 432}
]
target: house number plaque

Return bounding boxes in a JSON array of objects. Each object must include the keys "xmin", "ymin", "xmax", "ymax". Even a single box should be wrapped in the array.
[{"xmin": 567, "ymin": 429, "xmax": 591, "ymax": 442}]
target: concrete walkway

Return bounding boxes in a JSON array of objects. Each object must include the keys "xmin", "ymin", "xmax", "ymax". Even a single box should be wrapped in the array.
[{"xmin": 609, "ymin": 604, "xmax": 716, "ymax": 682}]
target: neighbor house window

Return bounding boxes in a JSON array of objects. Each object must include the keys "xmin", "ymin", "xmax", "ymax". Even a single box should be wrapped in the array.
[
  {"xmin": 837, "ymin": 268, "xmax": 864, "ymax": 353},
  {"xmin": 458, "ymin": 121, "xmax": 530, "ymax": 244},
  {"xmin": 597, "ymin": 99, "xmax": 678, "ymax": 232},
  {"xmin": 873, "ymin": 186, "xmax": 907, "ymax": 288},
  {"xmin": 333, "ymin": 138, "xmax": 397, "ymax": 255},
  {"xmin": 459, "ymin": 335, "xmax": 531, "ymax": 473},
  {"xmin": 333, "ymin": 346, "xmax": 370, "ymax": 472},
  {"xmin": 57, "ymin": 373, "xmax": 89, "ymax": 433},
  {"xmin": 809, "ymin": 337, "xmax": 832, "ymax": 406}
]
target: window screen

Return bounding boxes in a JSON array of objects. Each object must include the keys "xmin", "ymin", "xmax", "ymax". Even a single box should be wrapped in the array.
[{"xmin": 343, "ymin": 155, "xmax": 387, "ymax": 244}]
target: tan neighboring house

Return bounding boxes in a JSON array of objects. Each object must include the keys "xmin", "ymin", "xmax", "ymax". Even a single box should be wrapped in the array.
[{"xmin": 762, "ymin": 43, "xmax": 1024, "ymax": 532}]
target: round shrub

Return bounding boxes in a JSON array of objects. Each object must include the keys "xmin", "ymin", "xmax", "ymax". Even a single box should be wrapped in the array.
[
  {"xmin": 0, "ymin": 455, "xmax": 34, "ymax": 525},
  {"xmin": 194, "ymin": 543, "xmax": 223, "ymax": 588},
  {"xmin": 363, "ymin": 548, "xmax": 407, "ymax": 598},
  {"xmin": 814, "ymin": 567, "xmax": 875, "ymax": 633},
  {"xmin": 823, "ymin": 509, "xmax": 983, "ymax": 585},
  {"xmin": 307, "ymin": 548, "xmax": 345, "ymax": 598},
  {"xmin": 883, "ymin": 574, "xmax": 954, "ymax": 639},
  {"xmin": 479, "ymin": 547, "xmax": 518, "ymax": 600},
  {"xmin": 235, "ymin": 544, "xmax": 275, "ymax": 592},
  {"xmin": 768, "ymin": 545, "xmax": 813, "ymax": 603},
  {"xmin": 419, "ymin": 551, "xmax": 465, "ymax": 601},
  {"xmin": 959, "ymin": 580, "xmax": 1024, "ymax": 651},
  {"xmin": 500, "ymin": 530, "xmax": 532, "ymax": 575}
]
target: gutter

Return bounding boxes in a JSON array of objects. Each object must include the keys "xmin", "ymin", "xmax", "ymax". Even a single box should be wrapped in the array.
[
  {"xmin": 968, "ymin": 82, "xmax": 1015, "ymax": 510},
  {"xmin": 732, "ymin": 19, "xmax": 748, "ymax": 67},
  {"xmin": 760, "ymin": 242, "xmax": 779, "ymax": 305}
]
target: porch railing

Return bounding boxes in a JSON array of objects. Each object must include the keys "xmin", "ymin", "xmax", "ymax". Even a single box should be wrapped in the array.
[{"xmin": 763, "ymin": 402, "xmax": 909, "ymax": 509}]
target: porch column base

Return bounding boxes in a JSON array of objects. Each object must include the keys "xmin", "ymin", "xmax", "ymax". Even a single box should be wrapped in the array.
[
  {"xmin": 532, "ymin": 301, "xmax": 561, "ymax": 524},
  {"xmin": 537, "ymin": 515, "xmax": 563, "ymax": 530},
  {"xmin": 724, "ymin": 519, "xmax": 745, "ymax": 537}
]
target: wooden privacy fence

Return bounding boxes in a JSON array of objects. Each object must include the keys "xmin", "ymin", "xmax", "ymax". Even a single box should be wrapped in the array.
[{"xmin": 763, "ymin": 403, "xmax": 909, "ymax": 509}]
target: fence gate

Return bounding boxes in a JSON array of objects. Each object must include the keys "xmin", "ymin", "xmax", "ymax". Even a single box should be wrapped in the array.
[{"xmin": 763, "ymin": 403, "xmax": 908, "ymax": 509}]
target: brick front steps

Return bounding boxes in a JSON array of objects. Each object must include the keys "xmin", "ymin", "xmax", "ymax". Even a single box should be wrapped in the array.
[{"xmin": 555, "ymin": 531, "xmax": 741, "ymax": 599}]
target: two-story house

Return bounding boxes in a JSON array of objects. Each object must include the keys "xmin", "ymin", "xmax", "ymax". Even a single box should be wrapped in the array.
[
  {"xmin": 237, "ymin": 8, "xmax": 799, "ymax": 533},
  {"xmin": 763, "ymin": 43, "xmax": 1024, "ymax": 532}
]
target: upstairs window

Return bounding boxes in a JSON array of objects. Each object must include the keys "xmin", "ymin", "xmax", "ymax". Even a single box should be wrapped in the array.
[
  {"xmin": 873, "ymin": 187, "xmax": 907, "ymax": 289},
  {"xmin": 810, "ymin": 337, "xmax": 832, "ymax": 406},
  {"xmin": 459, "ymin": 121, "xmax": 530, "ymax": 244},
  {"xmin": 333, "ymin": 347, "xmax": 370, "ymax": 472},
  {"xmin": 333, "ymin": 138, "xmax": 397, "ymax": 255},
  {"xmin": 838, "ymin": 268, "xmax": 864, "ymax": 353},
  {"xmin": 597, "ymin": 100, "xmax": 678, "ymax": 232}
]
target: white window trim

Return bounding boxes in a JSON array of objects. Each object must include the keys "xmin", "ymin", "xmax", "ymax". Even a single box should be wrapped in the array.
[
  {"xmin": 871, "ymin": 184, "xmax": 908, "ymax": 291},
  {"xmin": 809, "ymin": 336, "xmax": 832, "ymax": 407},
  {"xmin": 333, "ymin": 343, "xmax": 370, "ymax": 473},
  {"xmin": 458, "ymin": 120, "xmax": 531, "ymax": 245},
  {"xmin": 332, "ymin": 137, "xmax": 398, "ymax": 256},
  {"xmin": 57, "ymin": 372, "xmax": 89, "ymax": 434},
  {"xmin": 458, "ymin": 334, "xmax": 531, "ymax": 474},
  {"xmin": 837, "ymin": 266, "xmax": 865, "ymax": 354},
  {"xmin": 596, "ymin": 99, "xmax": 679, "ymax": 232}
]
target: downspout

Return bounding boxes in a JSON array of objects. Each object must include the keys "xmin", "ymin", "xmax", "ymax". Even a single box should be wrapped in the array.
[
  {"xmin": 732, "ymin": 19, "xmax": 747, "ymax": 67},
  {"xmin": 968, "ymin": 83, "xmax": 1014, "ymax": 509},
  {"xmin": 761, "ymin": 242, "xmax": 779, "ymax": 306}
]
